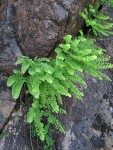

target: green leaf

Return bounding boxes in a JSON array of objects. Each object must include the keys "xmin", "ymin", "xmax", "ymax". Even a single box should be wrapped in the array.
[
  {"xmin": 66, "ymin": 59, "xmax": 83, "ymax": 72},
  {"xmin": 36, "ymin": 67, "xmax": 42, "ymax": 73},
  {"xmin": 46, "ymin": 135, "xmax": 54, "ymax": 147},
  {"xmin": 27, "ymin": 116, "xmax": 34, "ymax": 123},
  {"xmin": 13, "ymin": 70, "xmax": 20, "ymax": 74},
  {"xmin": 48, "ymin": 115, "xmax": 65, "ymax": 133},
  {"xmin": 76, "ymin": 49, "xmax": 92, "ymax": 56},
  {"xmin": 43, "ymin": 64, "xmax": 54, "ymax": 74},
  {"xmin": 7, "ymin": 75, "xmax": 16, "ymax": 87},
  {"xmin": 71, "ymin": 40, "xmax": 79, "ymax": 49},
  {"xmin": 59, "ymin": 44, "xmax": 70, "ymax": 51},
  {"xmin": 57, "ymin": 53, "xmax": 65, "ymax": 60},
  {"xmin": 55, "ymin": 47, "xmax": 62, "ymax": 53},
  {"xmin": 73, "ymin": 74, "xmax": 86, "ymax": 86},
  {"xmin": 12, "ymin": 80, "xmax": 24, "ymax": 99},
  {"xmin": 64, "ymin": 35, "xmax": 72, "ymax": 44},
  {"xmin": 67, "ymin": 66, "xmax": 75, "ymax": 75},
  {"xmin": 54, "ymin": 72, "xmax": 65, "ymax": 80},
  {"xmin": 71, "ymin": 85, "xmax": 84, "ymax": 100},
  {"xmin": 26, "ymin": 77, "xmax": 33, "ymax": 94},
  {"xmin": 83, "ymin": 55, "xmax": 97, "ymax": 62},
  {"xmin": 27, "ymin": 107, "xmax": 36, "ymax": 123},
  {"xmin": 45, "ymin": 74, "xmax": 53, "ymax": 83},
  {"xmin": 32, "ymin": 101, "xmax": 39, "ymax": 108},
  {"xmin": 16, "ymin": 57, "xmax": 25, "ymax": 65},
  {"xmin": 35, "ymin": 58, "xmax": 50, "ymax": 63},
  {"xmin": 53, "ymin": 80, "xmax": 71, "ymax": 97},
  {"xmin": 21, "ymin": 62, "xmax": 30, "ymax": 74},
  {"xmin": 28, "ymin": 67, "xmax": 36, "ymax": 75},
  {"xmin": 32, "ymin": 79, "xmax": 40, "ymax": 99},
  {"xmin": 50, "ymin": 99, "xmax": 59, "ymax": 113}
]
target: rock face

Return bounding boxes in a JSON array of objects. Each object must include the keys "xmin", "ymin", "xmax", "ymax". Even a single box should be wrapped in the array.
[
  {"xmin": 57, "ymin": 73, "xmax": 113, "ymax": 150},
  {"xmin": 0, "ymin": 1, "xmax": 113, "ymax": 150},
  {"xmin": 0, "ymin": 0, "xmax": 98, "ymax": 73},
  {"xmin": 56, "ymin": 4, "xmax": 113, "ymax": 150},
  {"xmin": 0, "ymin": 23, "xmax": 22, "ymax": 74},
  {"xmin": 100, "ymin": 5, "xmax": 113, "ymax": 61},
  {"xmin": 8, "ymin": 0, "xmax": 98, "ymax": 58},
  {"xmin": 0, "ymin": 73, "xmax": 15, "ymax": 130},
  {"xmin": 0, "ymin": 113, "xmax": 31, "ymax": 150},
  {"xmin": 0, "ymin": 73, "xmax": 32, "ymax": 150}
]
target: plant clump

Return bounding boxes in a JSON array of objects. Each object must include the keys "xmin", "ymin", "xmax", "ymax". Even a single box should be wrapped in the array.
[
  {"xmin": 7, "ymin": 2, "xmax": 113, "ymax": 149},
  {"xmin": 7, "ymin": 30, "xmax": 113, "ymax": 149},
  {"xmin": 81, "ymin": 4, "xmax": 113, "ymax": 36}
]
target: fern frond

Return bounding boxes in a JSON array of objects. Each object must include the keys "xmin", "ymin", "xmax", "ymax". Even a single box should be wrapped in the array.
[
  {"xmin": 7, "ymin": 18, "xmax": 113, "ymax": 148},
  {"xmin": 34, "ymin": 117, "xmax": 45, "ymax": 141},
  {"xmin": 48, "ymin": 115, "xmax": 65, "ymax": 133},
  {"xmin": 81, "ymin": 4, "xmax": 113, "ymax": 36}
]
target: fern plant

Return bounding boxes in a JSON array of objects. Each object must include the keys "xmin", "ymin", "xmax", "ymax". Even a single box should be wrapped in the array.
[
  {"xmin": 100, "ymin": 0, "xmax": 113, "ymax": 6},
  {"xmin": 81, "ymin": 4, "xmax": 113, "ymax": 36},
  {"xmin": 7, "ymin": 31, "xmax": 113, "ymax": 149}
]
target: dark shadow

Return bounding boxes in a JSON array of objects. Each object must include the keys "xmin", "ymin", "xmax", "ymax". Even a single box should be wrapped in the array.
[{"xmin": 0, "ymin": 0, "xmax": 2, "ymax": 9}]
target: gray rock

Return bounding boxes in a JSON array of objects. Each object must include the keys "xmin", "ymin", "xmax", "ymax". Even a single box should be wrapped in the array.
[
  {"xmin": 0, "ymin": 73, "xmax": 15, "ymax": 130},
  {"xmin": 0, "ymin": 0, "xmax": 98, "ymax": 73},
  {"xmin": 0, "ymin": 1, "xmax": 113, "ymax": 150},
  {"xmin": 56, "ymin": 4, "xmax": 113, "ymax": 150},
  {"xmin": 0, "ymin": 115, "xmax": 31, "ymax": 150},
  {"xmin": 57, "ymin": 73, "xmax": 113, "ymax": 150},
  {"xmin": 0, "ymin": 23, "xmax": 22, "ymax": 74},
  {"xmin": 7, "ymin": 0, "xmax": 98, "ymax": 58},
  {"xmin": 98, "ymin": 3, "xmax": 113, "ymax": 62}
]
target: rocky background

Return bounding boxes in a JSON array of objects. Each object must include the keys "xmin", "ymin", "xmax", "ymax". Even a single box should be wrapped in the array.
[{"xmin": 0, "ymin": 0, "xmax": 113, "ymax": 150}]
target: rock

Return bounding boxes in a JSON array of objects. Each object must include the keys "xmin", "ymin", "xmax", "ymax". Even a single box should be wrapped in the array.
[
  {"xmin": 7, "ymin": 0, "xmax": 98, "ymax": 58},
  {"xmin": 1, "ymin": 73, "xmax": 113, "ymax": 150},
  {"xmin": 98, "ymin": 3, "xmax": 113, "ymax": 61},
  {"xmin": 57, "ymin": 73, "xmax": 113, "ymax": 150},
  {"xmin": 0, "ymin": 0, "xmax": 98, "ymax": 73},
  {"xmin": 56, "ymin": 4, "xmax": 113, "ymax": 149},
  {"xmin": 0, "ymin": 73, "xmax": 35, "ymax": 150},
  {"xmin": 1, "ymin": 1, "xmax": 113, "ymax": 150},
  {"xmin": 0, "ymin": 73, "xmax": 15, "ymax": 130},
  {"xmin": 0, "ymin": 0, "xmax": 7, "ymax": 21},
  {"xmin": 0, "ymin": 114, "xmax": 31, "ymax": 150},
  {"xmin": 0, "ymin": 23, "xmax": 22, "ymax": 74}
]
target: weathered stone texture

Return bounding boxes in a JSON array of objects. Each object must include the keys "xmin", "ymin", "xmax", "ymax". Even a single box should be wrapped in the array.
[
  {"xmin": 0, "ymin": 114, "xmax": 31, "ymax": 150},
  {"xmin": 56, "ymin": 4, "xmax": 113, "ymax": 150},
  {"xmin": 8, "ymin": 0, "xmax": 97, "ymax": 58},
  {"xmin": 0, "ymin": 73, "xmax": 15, "ymax": 130},
  {"xmin": 0, "ymin": 23, "xmax": 22, "ymax": 74},
  {"xmin": 57, "ymin": 73, "xmax": 113, "ymax": 150},
  {"xmin": 0, "ymin": 0, "xmax": 98, "ymax": 73},
  {"xmin": 1, "ymin": 1, "xmax": 113, "ymax": 150}
]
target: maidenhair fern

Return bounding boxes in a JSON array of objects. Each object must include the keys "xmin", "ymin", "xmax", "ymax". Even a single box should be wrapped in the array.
[
  {"xmin": 7, "ymin": 30, "xmax": 113, "ymax": 149},
  {"xmin": 100, "ymin": 0, "xmax": 113, "ymax": 6},
  {"xmin": 81, "ymin": 4, "xmax": 113, "ymax": 36}
]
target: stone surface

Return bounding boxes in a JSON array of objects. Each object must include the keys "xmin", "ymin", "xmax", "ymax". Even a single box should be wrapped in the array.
[
  {"xmin": 57, "ymin": 73, "xmax": 113, "ymax": 150},
  {"xmin": 56, "ymin": 4, "xmax": 113, "ymax": 150},
  {"xmin": 0, "ymin": 1, "xmax": 113, "ymax": 150},
  {"xmin": 99, "ymin": 3, "xmax": 113, "ymax": 62},
  {"xmin": 8, "ymin": 0, "xmax": 98, "ymax": 58},
  {"xmin": 0, "ymin": 112, "xmax": 31, "ymax": 150},
  {"xmin": 0, "ymin": 0, "xmax": 98, "ymax": 73},
  {"xmin": 1, "ymin": 73, "xmax": 113, "ymax": 150},
  {"xmin": 0, "ymin": 23, "xmax": 22, "ymax": 74},
  {"xmin": 0, "ymin": 73, "xmax": 15, "ymax": 130}
]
